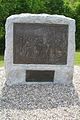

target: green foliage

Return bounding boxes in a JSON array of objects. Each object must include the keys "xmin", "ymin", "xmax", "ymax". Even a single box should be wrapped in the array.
[
  {"xmin": 0, "ymin": 0, "xmax": 80, "ymax": 54},
  {"xmin": 74, "ymin": 2, "xmax": 80, "ymax": 50},
  {"xmin": 45, "ymin": 0, "xmax": 65, "ymax": 14}
]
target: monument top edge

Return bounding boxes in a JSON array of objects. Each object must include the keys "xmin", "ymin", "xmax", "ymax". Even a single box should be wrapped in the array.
[{"xmin": 6, "ymin": 13, "xmax": 75, "ymax": 22}]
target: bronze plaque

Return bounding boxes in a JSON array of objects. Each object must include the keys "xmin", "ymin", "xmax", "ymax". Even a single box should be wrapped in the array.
[
  {"xmin": 26, "ymin": 70, "xmax": 54, "ymax": 82},
  {"xmin": 13, "ymin": 23, "xmax": 68, "ymax": 64}
]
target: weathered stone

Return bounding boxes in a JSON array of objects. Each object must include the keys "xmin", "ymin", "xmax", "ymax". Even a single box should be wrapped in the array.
[{"xmin": 4, "ymin": 14, "xmax": 75, "ymax": 85}]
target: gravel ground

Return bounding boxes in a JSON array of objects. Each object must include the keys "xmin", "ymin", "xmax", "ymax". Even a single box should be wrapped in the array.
[{"xmin": 0, "ymin": 66, "xmax": 80, "ymax": 120}]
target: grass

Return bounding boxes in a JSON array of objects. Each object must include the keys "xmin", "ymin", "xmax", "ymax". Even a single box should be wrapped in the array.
[
  {"xmin": 0, "ymin": 56, "xmax": 4, "ymax": 67},
  {"xmin": 74, "ymin": 51, "xmax": 80, "ymax": 66},
  {"xmin": 0, "ymin": 52, "xmax": 80, "ymax": 67}
]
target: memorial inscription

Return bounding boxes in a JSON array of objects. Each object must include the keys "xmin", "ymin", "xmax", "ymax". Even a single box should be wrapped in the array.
[
  {"xmin": 13, "ymin": 23, "xmax": 68, "ymax": 64},
  {"xmin": 26, "ymin": 70, "xmax": 55, "ymax": 82}
]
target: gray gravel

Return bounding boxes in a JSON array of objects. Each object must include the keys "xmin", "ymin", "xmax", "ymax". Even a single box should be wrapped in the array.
[{"xmin": 0, "ymin": 66, "xmax": 80, "ymax": 120}]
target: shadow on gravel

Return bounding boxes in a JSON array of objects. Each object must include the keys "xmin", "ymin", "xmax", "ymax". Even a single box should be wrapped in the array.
[{"xmin": 1, "ymin": 83, "xmax": 80, "ymax": 110}]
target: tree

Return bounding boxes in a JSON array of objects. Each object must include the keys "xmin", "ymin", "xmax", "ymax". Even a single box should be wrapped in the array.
[{"xmin": 74, "ymin": 2, "xmax": 80, "ymax": 50}]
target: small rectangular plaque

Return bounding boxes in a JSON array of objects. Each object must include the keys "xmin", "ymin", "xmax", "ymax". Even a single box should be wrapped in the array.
[
  {"xmin": 26, "ymin": 70, "xmax": 54, "ymax": 82},
  {"xmin": 13, "ymin": 23, "xmax": 68, "ymax": 64}
]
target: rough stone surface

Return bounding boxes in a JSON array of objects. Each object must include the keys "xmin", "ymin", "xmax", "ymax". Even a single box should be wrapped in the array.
[
  {"xmin": 0, "ymin": 66, "xmax": 80, "ymax": 120},
  {"xmin": 5, "ymin": 14, "xmax": 75, "ymax": 85}
]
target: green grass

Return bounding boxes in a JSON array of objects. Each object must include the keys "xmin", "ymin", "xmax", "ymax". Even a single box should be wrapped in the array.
[
  {"xmin": 74, "ymin": 51, "xmax": 80, "ymax": 66},
  {"xmin": 0, "ymin": 56, "xmax": 4, "ymax": 67},
  {"xmin": 0, "ymin": 52, "xmax": 80, "ymax": 67}
]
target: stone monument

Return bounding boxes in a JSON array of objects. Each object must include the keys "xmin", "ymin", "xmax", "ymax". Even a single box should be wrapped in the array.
[{"xmin": 4, "ymin": 14, "xmax": 75, "ymax": 86}]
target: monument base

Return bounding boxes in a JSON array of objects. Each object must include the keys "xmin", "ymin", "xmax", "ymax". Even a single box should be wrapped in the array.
[{"xmin": 5, "ymin": 66, "xmax": 73, "ymax": 86}]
